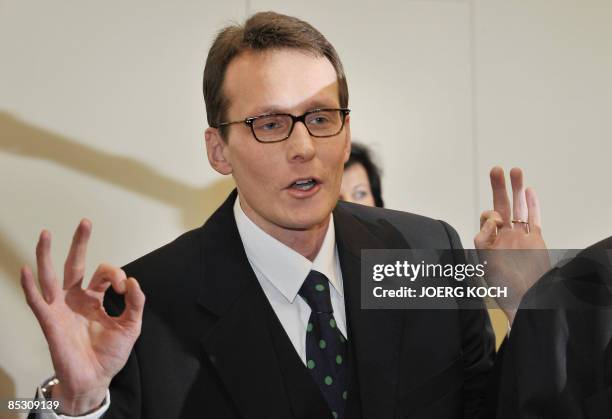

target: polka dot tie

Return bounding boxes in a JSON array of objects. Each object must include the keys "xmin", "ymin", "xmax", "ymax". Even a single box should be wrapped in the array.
[{"xmin": 299, "ymin": 271, "xmax": 348, "ymax": 419}]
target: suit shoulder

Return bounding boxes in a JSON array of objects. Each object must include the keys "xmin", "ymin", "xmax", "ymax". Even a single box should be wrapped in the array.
[
  {"xmin": 103, "ymin": 227, "xmax": 203, "ymax": 315},
  {"xmin": 121, "ymin": 227, "xmax": 202, "ymax": 286},
  {"xmin": 522, "ymin": 236, "xmax": 612, "ymax": 309},
  {"xmin": 336, "ymin": 201, "xmax": 461, "ymax": 249}
]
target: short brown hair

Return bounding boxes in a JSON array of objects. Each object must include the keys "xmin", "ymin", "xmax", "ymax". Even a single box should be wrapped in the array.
[{"xmin": 203, "ymin": 11, "xmax": 349, "ymax": 138}]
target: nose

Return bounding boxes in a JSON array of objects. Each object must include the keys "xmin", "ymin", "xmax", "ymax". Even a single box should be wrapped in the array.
[{"xmin": 286, "ymin": 121, "xmax": 315, "ymax": 162}]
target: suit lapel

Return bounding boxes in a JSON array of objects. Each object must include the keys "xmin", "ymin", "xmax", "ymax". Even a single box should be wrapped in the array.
[
  {"xmin": 334, "ymin": 204, "xmax": 405, "ymax": 419},
  {"xmin": 193, "ymin": 194, "xmax": 410, "ymax": 419},
  {"xmin": 196, "ymin": 190, "xmax": 293, "ymax": 419}
]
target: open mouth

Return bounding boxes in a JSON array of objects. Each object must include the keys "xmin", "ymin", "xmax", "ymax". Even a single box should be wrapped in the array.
[{"xmin": 290, "ymin": 178, "xmax": 318, "ymax": 191}]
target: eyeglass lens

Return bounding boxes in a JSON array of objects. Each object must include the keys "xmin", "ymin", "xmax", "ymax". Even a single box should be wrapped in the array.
[{"xmin": 252, "ymin": 110, "xmax": 344, "ymax": 142}]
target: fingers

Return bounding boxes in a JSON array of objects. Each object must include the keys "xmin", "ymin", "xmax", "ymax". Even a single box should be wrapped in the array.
[
  {"xmin": 63, "ymin": 219, "xmax": 92, "ymax": 290},
  {"xmin": 21, "ymin": 265, "xmax": 49, "ymax": 321},
  {"xmin": 119, "ymin": 277, "xmax": 145, "ymax": 326},
  {"xmin": 88, "ymin": 264, "xmax": 127, "ymax": 294},
  {"xmin": 87, "ymin": 266, "xmax": 144, "ymax": 330},
  {"xmin": 526, "ymin": 187, "xmax": 542, "ymax": 233},
  {"xmin": 510, "ymin": 167, "xmax": 528, "ymax": 222},
  {"xmin": 479, "ymin": 210, "xmax": 504, "ymax": 230},
  {"xmin": 474, "ymin": 218, "xmax": 498, "ymax": 249},
  {"xmin": 490, "ymin": 167, "xmax": 512, "ymax": 226},
  {"xmin": 36, "ymin": 230, "xmax": 59, "ymax": 303}
]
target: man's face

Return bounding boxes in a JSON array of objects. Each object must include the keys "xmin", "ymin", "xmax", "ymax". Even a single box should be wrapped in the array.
[{"xmin": 207, "ymin": 49, "xmax": 351, "ymax": 233}]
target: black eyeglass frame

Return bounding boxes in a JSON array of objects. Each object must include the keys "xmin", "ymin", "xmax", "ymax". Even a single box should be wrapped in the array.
[{"xmin": 215, "ymin": 108, "xmax": 351, "ymax": 143}]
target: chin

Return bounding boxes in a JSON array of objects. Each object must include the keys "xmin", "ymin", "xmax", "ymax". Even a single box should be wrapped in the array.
[{"xmin": 280, "ymin": 201, "xmax": 334, "ymax": 231}]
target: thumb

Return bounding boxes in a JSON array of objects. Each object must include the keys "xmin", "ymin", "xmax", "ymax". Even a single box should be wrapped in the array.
[
  {"xmin": 119, "ymin": 277, "xmax": 145, "ymax": 328},
  {"xmin": 474, "ymin": 218, "xmax": 498, "ymax": 249}
]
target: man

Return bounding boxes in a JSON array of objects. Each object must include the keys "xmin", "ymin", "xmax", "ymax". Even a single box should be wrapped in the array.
[{"xmin": 22, "ymin": 12, "xmax": 543, "ymax": 419}]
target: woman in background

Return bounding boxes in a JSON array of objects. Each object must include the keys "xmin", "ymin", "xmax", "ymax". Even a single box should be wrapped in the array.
[{"xmin": 340, "ymin": 142, "xmax": 384, "ymax": 207}]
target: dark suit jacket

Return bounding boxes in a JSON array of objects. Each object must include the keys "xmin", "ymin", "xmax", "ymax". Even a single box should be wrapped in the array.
[
  {"xmin": 96, "ymin": 190, "xmax": 495, "ymax": 418},
  {"xmin": 494, "ymin": 237, "xmax": 612, "ymax": 419}
]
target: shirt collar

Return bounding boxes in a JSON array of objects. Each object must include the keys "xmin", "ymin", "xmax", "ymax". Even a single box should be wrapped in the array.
[{"xmin": 233, "ymin": 195, "xmax": 343, "ymax": 303}]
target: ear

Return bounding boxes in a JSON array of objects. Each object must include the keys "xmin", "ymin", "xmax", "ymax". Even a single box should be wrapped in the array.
[
  {"xmin": 205, "ymin": 127, "xmax": 232, "ymax": 175},
  {"xmin": 342, "ymin": 115, "xmax": 352, "ymax": 163}
]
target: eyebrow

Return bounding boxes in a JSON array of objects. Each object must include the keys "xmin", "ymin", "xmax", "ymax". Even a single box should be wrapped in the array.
[{"xmin": 248, "ymin": 100, "xmax": 340, "ymax": 117}]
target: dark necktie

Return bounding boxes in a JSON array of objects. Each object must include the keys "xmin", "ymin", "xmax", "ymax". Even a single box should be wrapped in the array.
[{"xmin": 298, "ymin": 270, "xmax": 348, "ymax": 419}]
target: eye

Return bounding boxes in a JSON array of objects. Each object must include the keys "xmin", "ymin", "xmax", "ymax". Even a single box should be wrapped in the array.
[
  {"xmin": 262, "ymin": 121, "xmax": 280, "ymax": 130},
  {"xmin": 254, "ymin": 115, "xmax": 287, "ymax": 131},
  {"xmin": 353, "ymin": 190, "xmax": 368, "ymax": 200},
  {"xmin": 306, "ymin": 111, "xmax": 335, "ymax": 126},
  {"xmin": 311, "ymin": 115, "xmax": 330, "ymax": 125}
]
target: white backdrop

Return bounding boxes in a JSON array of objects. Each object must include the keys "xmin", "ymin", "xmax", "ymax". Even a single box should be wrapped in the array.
[{"xmin": 1, "ymin": 1, "xmax": 611, "ymax": 416}]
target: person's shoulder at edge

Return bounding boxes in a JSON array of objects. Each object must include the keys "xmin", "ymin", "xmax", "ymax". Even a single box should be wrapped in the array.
[
  {"xmin": 335, "ymin": 200, "xmax": 461, "ymax": 249},
  {"xmin": 518, "ymin": 235, "xmax": 612, "ymax": 309}
]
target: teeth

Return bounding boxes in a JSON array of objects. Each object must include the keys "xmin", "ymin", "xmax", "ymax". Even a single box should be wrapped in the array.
[{"xmin": 292, "ymin": 179, "xmax": 316, "ymax": 191}]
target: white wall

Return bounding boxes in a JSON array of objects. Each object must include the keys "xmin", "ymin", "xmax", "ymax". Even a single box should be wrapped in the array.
[
  {"xmin": 473, "ymin": 0, "xmax": 612, "ymax": 248},
  {"xmin": 1, "ymin": 1, "xmax": 611, "ymax": 416}
]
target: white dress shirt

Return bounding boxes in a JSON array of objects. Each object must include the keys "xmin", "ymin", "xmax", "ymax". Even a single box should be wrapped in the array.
[
  {"xmin": 37, "ymin": 194, "xmax": 347, "ymax": 418},
  {"xmin": 233, "ymin": 196, "xmax": 347, "ymax": 363}
]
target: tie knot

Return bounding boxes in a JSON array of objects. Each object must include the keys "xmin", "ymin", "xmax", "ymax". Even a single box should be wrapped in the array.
[{"xmin": 298, "ymin": 271, "xmax": 333, "ymax": 314}]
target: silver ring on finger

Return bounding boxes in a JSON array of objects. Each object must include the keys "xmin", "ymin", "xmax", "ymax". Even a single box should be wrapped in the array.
[{"xmin": 511, "ymin": 219, "xmax": 530, "ymax": 233}]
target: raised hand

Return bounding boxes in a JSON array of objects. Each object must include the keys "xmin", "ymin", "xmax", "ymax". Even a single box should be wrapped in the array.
[
  {"xmin": 21, "ymin": 219, "xmax": 145, "ymax": 415},
  {"xmin": 474, "ymin": 167, "xmax": 549, "ymax": 324}
]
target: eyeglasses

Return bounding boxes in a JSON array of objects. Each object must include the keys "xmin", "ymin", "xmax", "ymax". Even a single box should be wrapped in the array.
[{"xmin": 216, "ymin": 108, "xmax": 351, "ymax": 143}]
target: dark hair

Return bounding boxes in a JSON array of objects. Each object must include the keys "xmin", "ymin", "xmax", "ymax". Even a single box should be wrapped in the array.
[
  {"xmin": 345, "ymin": 143, "xmax": 384, "ymax": 207},
  {"xmin": 203, "ymin": 11, "xmax": 349, "ymax": 139}
]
